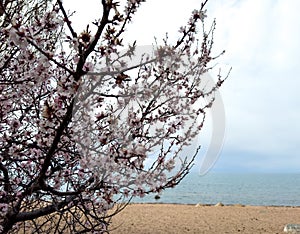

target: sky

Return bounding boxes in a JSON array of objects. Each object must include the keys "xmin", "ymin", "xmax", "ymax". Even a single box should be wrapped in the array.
[{"xmin": 64, "ymin": 0, "xmax": 300, "ymax": 173}]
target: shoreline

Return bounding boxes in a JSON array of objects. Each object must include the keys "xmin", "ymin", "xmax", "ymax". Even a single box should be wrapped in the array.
[
  {"xmin": 110, "ymin": 203, "xmax": 300, "ymax": 233},
  {"xmin": 129, "ymin": 202, "xmax": 300, "ymax": 208}
]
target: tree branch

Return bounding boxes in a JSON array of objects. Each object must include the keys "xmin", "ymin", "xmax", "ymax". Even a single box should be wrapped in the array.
[
  {"xmin": 37, "ymin": 100, "xmax": 74, "ymax": 186},
  {"xmin": 74, "ymin": 0, "xmax": 111, "ymax": 80},
  {"xmin": 15, "ymin": 196, "xmax": 75, "ymax": 222},
  {"xmin": 0, "ymin": 162, "xmax": 10, "ymax": 193},
  {"xmin": 26, "ymin": 37, "xmax": 75, "ymax": 75},
  {"xmin": 56, "ymin": 0, "xmax": 77, "ymax": 38}
]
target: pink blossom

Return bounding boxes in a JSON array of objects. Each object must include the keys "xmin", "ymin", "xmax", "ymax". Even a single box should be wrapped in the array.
[
  {"xmin": 0, "ymin": 203, "xmax": 8, "ymax": 213},
  {"xmin": 10, "ymin": 119, "xmax": 20, "ymax": 130},
  {"xmin": 83, "ymin": 62, "xmax": 94, "ymax": 72}
]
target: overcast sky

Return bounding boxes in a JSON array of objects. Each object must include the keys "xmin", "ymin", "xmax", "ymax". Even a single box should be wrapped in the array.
[{"xmin": 65, "ymin": 0, "xmax": 300, "ymax": 173}]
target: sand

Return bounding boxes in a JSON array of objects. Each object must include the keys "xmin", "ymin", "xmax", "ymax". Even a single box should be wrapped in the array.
[{"xmin": 109, "ymin": 203, "xmax": 300, "ymax": 234}]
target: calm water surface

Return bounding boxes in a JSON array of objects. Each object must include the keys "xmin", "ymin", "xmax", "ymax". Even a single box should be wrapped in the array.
[{"xmin": 132, "ymin": 173, "xmax": 300, "ymax": 206}]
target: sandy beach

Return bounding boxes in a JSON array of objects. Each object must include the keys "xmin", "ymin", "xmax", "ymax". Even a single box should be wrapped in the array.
[{"xmin": 109, "ymin": 203, "xmax": 300, "ymax": 233}]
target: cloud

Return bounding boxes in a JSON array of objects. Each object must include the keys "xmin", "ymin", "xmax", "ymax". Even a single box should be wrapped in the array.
[
  {"xmin": 204, "ymin": 0, "xmax": 300, "ymax": 171},
  {"xmin": 63, "ymin": 0, "xmax": 300, "ymax": 172},
  {"xmin": 207, "ymin": 150, "xmax": 300, "ymax": 173}
]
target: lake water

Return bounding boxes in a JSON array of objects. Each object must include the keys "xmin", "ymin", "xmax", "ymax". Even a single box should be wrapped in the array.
[{"xmin": 132, "ymin": 173, "xmax": 300, "ymax": 206}]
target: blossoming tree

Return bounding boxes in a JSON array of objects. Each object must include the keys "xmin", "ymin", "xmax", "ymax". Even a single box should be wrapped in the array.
[{"xmin": 0, "ymin": 0, "xmax": 228, "ymax": 232}]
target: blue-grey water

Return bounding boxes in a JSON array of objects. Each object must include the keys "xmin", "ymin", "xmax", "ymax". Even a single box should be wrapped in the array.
[{"xmin": 132, "ymin": 173, "xmax": 300, "ymax": 206}]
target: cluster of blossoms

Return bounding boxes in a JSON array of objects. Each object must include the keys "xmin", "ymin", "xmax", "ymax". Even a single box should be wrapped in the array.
[{"xmin": 0, "ymin": 0, "xmax": 227, "ymax": 233}]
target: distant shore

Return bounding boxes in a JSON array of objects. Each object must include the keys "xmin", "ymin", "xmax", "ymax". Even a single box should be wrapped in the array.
[{"xmin": 109, "ymin": 203, "xmax": 300, "ymax": 233}]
